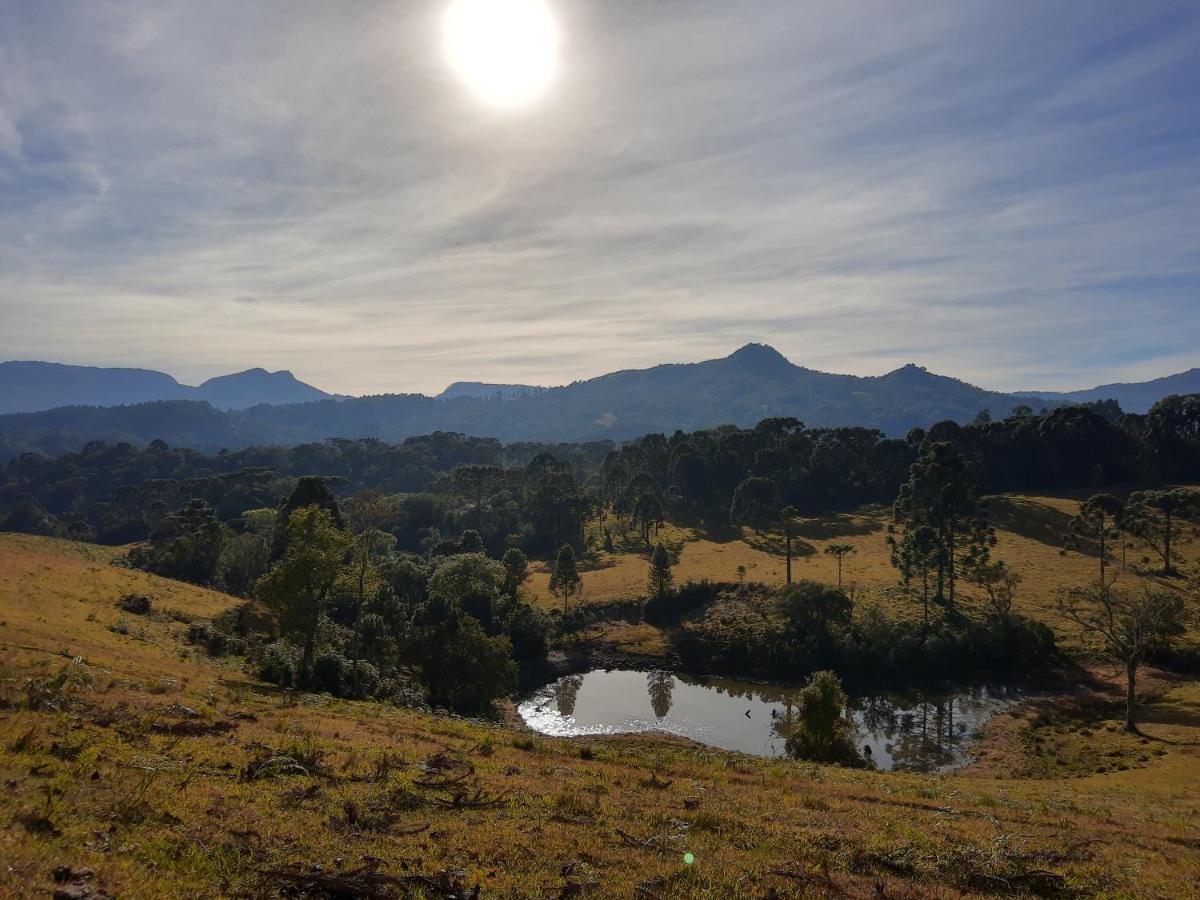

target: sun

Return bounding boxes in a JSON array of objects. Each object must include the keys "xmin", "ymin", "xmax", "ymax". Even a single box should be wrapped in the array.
[{"xmin": 443, "ymin": 0, "xmax": 560, "ymax": 109}]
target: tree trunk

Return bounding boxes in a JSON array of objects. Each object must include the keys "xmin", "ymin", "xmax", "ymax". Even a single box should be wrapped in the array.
[
  {"xmin": 1124, "ymin": 660, "xmax": 1138, "ymax": 732},
  {"xmin": 1164, "ymin": 513, "xmax": 1173, "ymax": 574},
  {"xmin": 785, "ymin": 532, "xmax": 792, "ymax": 585},
  {"xmin": 946, "ymin": 523, "xmax": 956, "ymax": 612},
  {"xmin": 301, "ymin": 628, "xmax": 317, "ymax": 688}
]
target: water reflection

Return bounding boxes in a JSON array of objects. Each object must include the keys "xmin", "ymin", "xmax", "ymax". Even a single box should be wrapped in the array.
[
  {"xmin": 647, "ymin": 670, "xmax": 674, "ymax": 719},
  {"xmin": 554, "ymin": 674, "xmax": 583, "ymax": 717},
  {"xmin": 518, "ymin": 669, "xmax": 1025, "ymax": 772}
]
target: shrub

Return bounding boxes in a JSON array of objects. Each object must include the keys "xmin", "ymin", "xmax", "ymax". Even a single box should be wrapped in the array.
[
  {"xmin": 117, "ymin": 594, "xmax": 152, "ymax": 615},
  {"xmin": 785, "ymin": 670, "xmax": 866, "ymax": 767},
  {"xmin": 256, "ymin": 641, "xmax": 301, "ymax": 688}
]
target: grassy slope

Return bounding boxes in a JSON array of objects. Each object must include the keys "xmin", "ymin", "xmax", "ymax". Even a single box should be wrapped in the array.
[
  {"xmin": 1, "ymin": 533, "xmax": 1199, "ymax": 898},
  {"xmin": 526, "ymin": 491, "xmax": 1200, "ymax": 655}
]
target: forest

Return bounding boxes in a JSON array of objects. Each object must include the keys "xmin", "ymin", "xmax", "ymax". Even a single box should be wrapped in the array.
[{"xmin": 1, "ymin": 394, "xmax": 1198, "ymax": 728}]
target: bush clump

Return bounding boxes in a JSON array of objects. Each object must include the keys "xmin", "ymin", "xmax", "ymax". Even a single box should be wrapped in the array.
[{"xmin": 117, "ymin": 593, "xmax": 152, "ymax": 615}]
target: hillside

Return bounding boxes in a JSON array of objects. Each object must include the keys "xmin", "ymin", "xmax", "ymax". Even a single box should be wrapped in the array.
[
  {"xmin": 2, "ymin": 533, "xmax": 1199, "ymax": 897},
  {"xmin": 0, "ymin": 362, "xmax": 332, "ymax": 415}
]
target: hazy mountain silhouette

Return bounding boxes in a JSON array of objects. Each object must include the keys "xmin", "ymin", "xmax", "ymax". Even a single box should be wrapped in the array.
[
  {"xmin": 1029, "ymin": 368, "xmax": 1200, "ymax": 414},
  {"xmin": 0, "ymin": 362, "xmax": 332, "ymax": 414},
  {"xmin": 436, "ymin": 382, "xmax": 545, "ymax": 401},
  {"xmin": 0, "ymin": 345, "xmax": 1195, "ymax": 456}
]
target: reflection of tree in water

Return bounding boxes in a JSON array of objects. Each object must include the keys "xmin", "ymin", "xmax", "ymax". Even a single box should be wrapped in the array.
[
  {"xmin": 884, "ymin": 695, "xmax": 961, "ymax": 772},
  {"xmin": 647, "ymin": 670, "xmax": 675, "ymax": 719},
  {"xmin": 554, "ymin": 675, "xmax": 584, "ymax": 718}
]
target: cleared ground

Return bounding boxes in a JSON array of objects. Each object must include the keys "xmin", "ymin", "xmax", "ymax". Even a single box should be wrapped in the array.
[{"xmin": 1, "ymin": 533, "xmax": 1199, "ymax": 898}]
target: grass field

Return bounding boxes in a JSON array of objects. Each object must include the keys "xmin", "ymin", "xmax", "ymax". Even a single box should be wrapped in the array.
[
  {"xmin": 2, "ymin": 532, "xmax": 1199, "ymax": 897},
  {"xmin": 526, "ymin": 490, "xmax": 1200, "ymax": 651}
]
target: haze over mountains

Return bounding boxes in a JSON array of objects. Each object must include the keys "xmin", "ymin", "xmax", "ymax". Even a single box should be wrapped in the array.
[
  {"xmin": 0, "ymin": 362, "xmax": 333, "ymax": 415},
  {"xmin": 0, "ymin": 344, "xmax": 1196, "ymax": 458}
]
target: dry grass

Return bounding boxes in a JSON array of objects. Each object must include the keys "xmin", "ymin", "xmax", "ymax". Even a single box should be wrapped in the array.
[
  {"xmin": 525, "ymin": 491, "xmax": 1200, "ymax": 651},
  {"xmin": 2, "ymin": 532, "xmax": 1200, "ymax": 898}
]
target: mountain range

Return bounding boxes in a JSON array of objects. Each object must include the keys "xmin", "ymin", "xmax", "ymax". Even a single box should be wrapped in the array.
[
  {"xmin": 0, "ymin": 345, "xmax": 1195, "ymax": 457},
  {"xmin": 0, "ymin": 362, "xmax": 332, "ymax": 415}
]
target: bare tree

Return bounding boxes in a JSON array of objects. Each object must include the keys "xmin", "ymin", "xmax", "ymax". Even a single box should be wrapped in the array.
[{"xmin": 1058, "ymin": 581, "xmax": 1186, "ymax": 732}]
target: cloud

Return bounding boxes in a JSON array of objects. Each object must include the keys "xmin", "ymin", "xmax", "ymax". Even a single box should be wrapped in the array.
[{"xmin": 0, "ymin": 0, "xmax": 1198, "ymax": 395}]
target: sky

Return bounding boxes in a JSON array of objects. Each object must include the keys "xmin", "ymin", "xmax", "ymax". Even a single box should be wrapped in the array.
[{"xmin": 1, "ymin": 1, "xmax": 1199, "ymax": 396}]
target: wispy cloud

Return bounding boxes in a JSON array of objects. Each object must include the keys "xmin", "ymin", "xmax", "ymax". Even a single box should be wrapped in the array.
[{"xmin": 1, "ymin": 0, "xmax": 1198, "ymax": 394}]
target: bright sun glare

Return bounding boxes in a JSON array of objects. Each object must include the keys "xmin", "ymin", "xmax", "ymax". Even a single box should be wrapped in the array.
[{"xmin": 443, "ymin": 0, "xmax": 560, "ymax": 109}]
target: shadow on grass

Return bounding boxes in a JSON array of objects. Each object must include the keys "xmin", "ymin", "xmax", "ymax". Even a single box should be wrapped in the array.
[
  {"xmin": 792, "ymin": 514, "xmax": 884, "ymax": 541},
  {"xmin": 986, "ymin": 496, "xmax": 1076, "ymax": 549},
  {"xmin": 743, "ymin": 532, "xmax": 817, "ymax": 558}
]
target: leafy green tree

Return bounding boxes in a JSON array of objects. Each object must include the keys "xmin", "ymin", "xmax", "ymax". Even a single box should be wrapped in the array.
[
  {"xmin": 420, "ymin": 616, "xmax": 517, "ymax": 715},
  {"xmin": 1058, "ymin": 583, "xmax": 1186, "ymax": 731},
  {"xmin": 549, "ymin": 543, "xmax": 582, "ymax": 614},
  {"xmin": 134, "ymin": 498, "xmax": 225, "ymax": 585},
  {"xmin": 345, "ymin": 525, "xmax": 394, "ymax": 696},
  {"xmin": 451, "ymin": 464, "xmax": 503, "ymax": 508},
  {"xmin": 823, "ymin": 543, "xmax": 856, "ymax": 589},
  {"xmin": 501, "ymin": 547, "xmax": 529, "ymax": 597},
  {"xmin": 779, "ymin": 581, "xmax": 853, "ymax": 652},
  {"xmin": 784, "ymin": 671, "xmax": 864, "ymax": 766},
  {"xmin": 647, "ymin": 542, "xmax": 674, "ymax": 600},
  {"xmin": 256, "ymin": 506, "xmax": 352, "ymax": 684},
  {"xmin": 730, "ymin": 476, "xmax": 779, "ymax": 535},
  {"xmin": 459, "ymin": 529, "xmax": 484, "ymax": 553},
  {"xmin": 427, "ymin": 553, "xmax": 505, "ymax": 630},
  {"xmin": 1068, "ymin": 493, "xmax": 1124, "ymax": 584},
  {"xmin": 1126, "ymin": 489, "xmax": 1198, "ymax": 576},
  {"xmin": 632, "ymin": 491, "xmax": 664, "ymax": 545},
  {"xmin": 272, "ymin": 476, "xmax": 343, "ymax": 560}
]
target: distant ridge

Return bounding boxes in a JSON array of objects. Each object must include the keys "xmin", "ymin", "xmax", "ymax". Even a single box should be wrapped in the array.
[
  {"xmin": 0, "ymin": 361, "xmax": 333, "ymax": 415},
  {"xmin": 1026, "ymin": 368, "xmax": 1200, "ymax": 415},
  {"xmin": 0, "ymin": 345, "xmax": 1196, "ymax": 457},
  {"xmin": 437, "ymin": 382, "xmax": 545, "ymax": 401}
]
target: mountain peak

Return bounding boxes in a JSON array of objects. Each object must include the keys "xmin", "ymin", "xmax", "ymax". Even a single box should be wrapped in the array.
[{"xmin": 724, "ymin": 343, "xmax": 793, "ymax": 376}]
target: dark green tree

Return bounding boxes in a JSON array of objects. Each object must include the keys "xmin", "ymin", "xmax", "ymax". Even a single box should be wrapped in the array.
[
  {"xmin": 1126, "ymin": 489, "xmax": 1198, "ymax": 576},
  {"xmin": 647, "ymin": 542, "xmax": 674, "ymax": 600},
  {"xmin": 549, "ymin": 544, "xmax": 582, "ymax": 614},
  {"xmin": 256, "ymin": 506, "xmax": 352, "ymax": 683},
  {"xmin": 891, "ymin": 441, "xmax": 994, "ymax": 612},
  {"xmin": 784, "ymin": 671, "xmax": 864, "ymax": 766},
  {"xmin": 823, "ymin": 543, "xmax": 856, "ymax": 589},
  {"xmin": 501, "ymin": 547, "xmax": 529, "ymax": 597},
  {"xmin": 888, "ymin": 524, "xmax": 940, "ymax": 628},
  {"xmin": 780, "ymin": 505, "xmax": 799, "ymax": 584},
  {"xmin": 730, "ymin": 476, "xmax": 779, "ymax": 535},
  {"xmin": 779, "ymin": 580, "xmax": 853, "ymax": 653},
  {"xmin": 272, "ymin": 476, "xmax": 343, "ymax": 560},
  {"xmin": 1068, "ymin": 493, "xmax": 1124, "ymax": 584}
]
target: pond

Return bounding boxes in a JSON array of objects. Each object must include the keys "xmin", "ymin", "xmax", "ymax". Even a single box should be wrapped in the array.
[{"xmin": 518, "ymin": 669, "xmax": 1027, "ymax": 772}]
